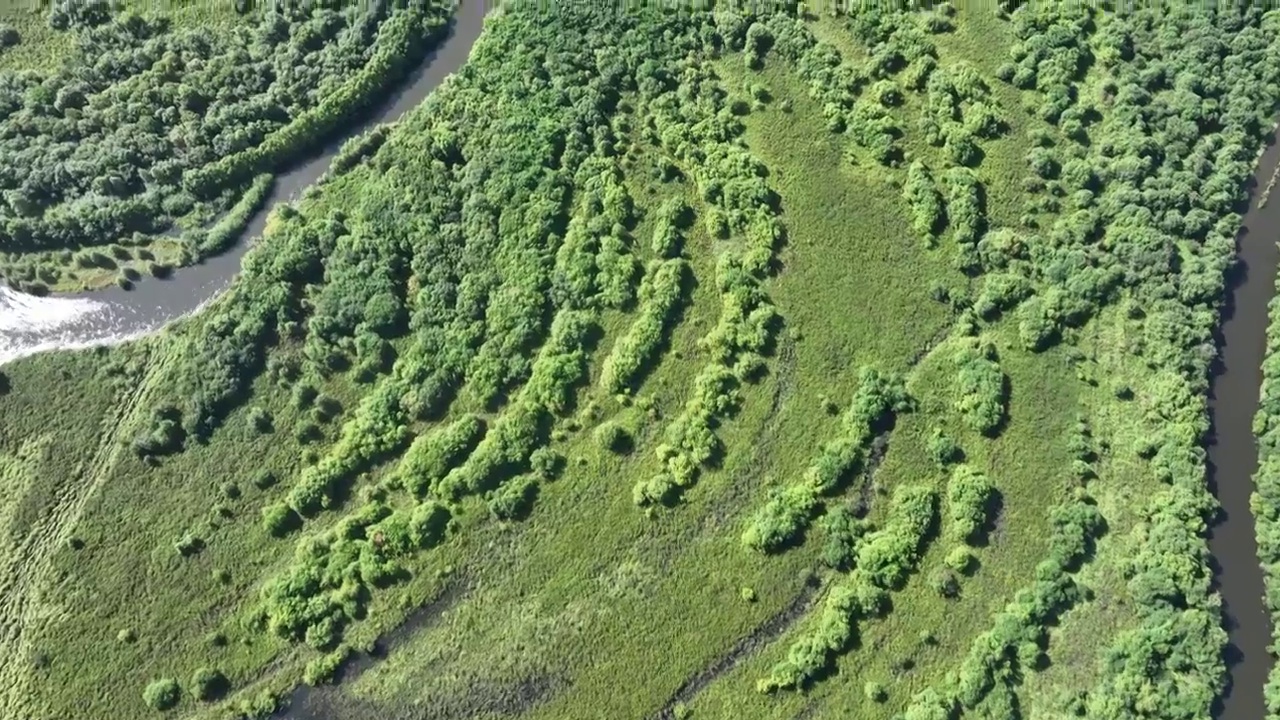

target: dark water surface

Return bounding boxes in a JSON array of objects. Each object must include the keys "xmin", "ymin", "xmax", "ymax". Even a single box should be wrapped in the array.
[
  {"xmin": 1208, "ymin": 126, "xmax": 1280, "ymax": 720},
  {"xmin": 0, "ymin": 1, "xmax": 489, "ymax": 366}
]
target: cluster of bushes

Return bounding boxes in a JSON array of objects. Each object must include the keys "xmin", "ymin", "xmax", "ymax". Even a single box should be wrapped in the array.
[
  {"xmin": 742, "ymin": 367, "xmax": 911, "ymax": 553},
  {"xmin": 903, "ymin": 489, "xmax": 1104, "ymax": 718},
  {"xmin": 287, "ymin": 379, "xmax": 413, "ymax": 517},
  {"xmin": 596, "ymin": 196, "xmax": 693, "ymax": 398},
  {"xmin": 650, "ymin": 197, "xmax": 691, "ymax": 259},
  {"xmin": 259, "ymin": 497, "xmax": 450, "ymax": 651},
  {"xmin": 942, "ymin": 167, "xmax": 985, "ymax": 271},
  {"xmin": 438, "ymin": 310, "xmax": 595, "ymax": 501},
  {"xmin": 973, "ymin": 270, "xmax": 1033, "ymax": 320},
  {"xmin": 386, "ymin": 415, "xmax": 487, "ymax": 499},
  {"xmin": 903, "ymin": 160, "xmax": 945, "ymax": 244},
  {"xmin": 552, "ymin": 155, "xmax": 638, "ymax": 311},
  {"xmin": 631, "ymin": 37, "xmax": 787, "ymax": 506},
  {"xmin": 599, "ymin": 258, "xmax": 689, "ymax": 395},
  {"xmin": 1016, "ymin": 7, "xmax": 1280, "ymax": 715},
  {"xmin": 951, "ymin": 336, "xmax": 1007, "ymax": 436},
  {"xmin": 918, "ymin": 63, "xmax": 1005, "ymax": 167},
  {"xmin": 758, "ymin": 485, "xmax": 938, "ymax": 693},
  {"xmin": 945, "ymin": 464, "xmax": 995, "ymax": 545}
]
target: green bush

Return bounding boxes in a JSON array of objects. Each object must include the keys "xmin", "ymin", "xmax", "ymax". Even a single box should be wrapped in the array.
[
  {"xmin": 190, "ymin": 667, "xmax": 227, "ymax": 702},
  {"xmin": 946, "ymin": 465, "xmax": 996, "ymax": 545},
  {"xmin": 593, "ymin": 422, "xmax": 632, "ymax": 454},
  {"xmin": 262, "ymin": 503, "xmax": 300, "ymax": 537},
  {"xmin": 143, "ymin": 678, "xmax": 180, "ymax": 711}
]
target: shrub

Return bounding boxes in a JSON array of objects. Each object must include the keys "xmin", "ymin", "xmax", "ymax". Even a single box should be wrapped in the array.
[
  {"xmin": 252, "ymin": 469, "xmax": 278, "ymax": 490},
  {"xmin": 191, "ymin": 667, "xmax": 227, "ymax": 702},
  {"xmin": 945, "ymin": 546, "xmax": 976, "ymax": 575},
  {"xmin": 247, "ymin": 406, "xmax": 273, "ymax": 434},
  {"xmin": 947, "ymin": 465, "xmax": 996, "ymax": 545},
  {"xmin": 0, "ymin": 23, "xmax": 19, "ymax": 49},
  {"xmin": 865, "ymin": 680, "xmax": 888, "ymax": 702},
  {"xmin": 143, "ymin": 678, "xmax": 180, "ymax": 711},
  {"xmin": 952, "ymin": 338, "xmax": 1007, "ymax": 436},
  {"xmin": 927, "ymin": 429, "xmax": 962, "ymax": 468},
  {"xmin": 931, "ymin": 567, "xmax": 961, "ymax": 598},
  {"xmin": 489, "ymin": 474, "xmax": 539, "ymax": 521},
  {"xmin": 904, "ymin": 160, "xmax": 945, "ymax": 241},
  {"xmin": 175, "ymin": 533, "xmax": 203, "ymax": 557},
  {"xmin": 262, "ymin": 503, "xmax": 300, "ymax": 537},
  {"xmin": 303, "ymin": 646, "xmax": 351, "ymax": 686},
  {"xmin": 593, "ymin": 422, "xmax": 632, "ymax": 454}
]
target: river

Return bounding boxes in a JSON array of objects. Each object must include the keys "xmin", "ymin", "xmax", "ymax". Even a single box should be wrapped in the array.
[
  {"xmin": 1207, "ymin": 127, "xmax": 1280, "ymax": 720},
  {"xmin": 0, "ymin": 0, "xmax": 489, "ymax": 367}
]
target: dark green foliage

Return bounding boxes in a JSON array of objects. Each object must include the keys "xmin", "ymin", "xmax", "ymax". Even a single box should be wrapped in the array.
[
  {"xmin": 926, "ymin": 428, "xmax": 962, "ymax": 468},
  {"xmin": 143, "ymin": 678, "xmax": 180, "ymax": 711},
  {"xmin": 184, "ymin": 7, "xmax": 450, "ymax": 198},
  {"xmin": 0, "ymin": 3, "xmax": 450, "ymax": 262},
  {"xmin": 820, "ymin": 506, "xmax": 872, "ymax": 571},
  {"xmin": 0, "ymin": 23, "xmax": 18, "ymax": 50}
]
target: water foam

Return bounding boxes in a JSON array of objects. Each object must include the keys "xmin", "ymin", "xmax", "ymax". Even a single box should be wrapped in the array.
[{"xmin": 0, "ymin": 287, "xmax": 141, "ymax": 366}]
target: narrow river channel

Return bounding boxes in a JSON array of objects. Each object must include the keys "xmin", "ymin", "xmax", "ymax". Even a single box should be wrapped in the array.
[
  {"xmin": 1208, "ymin": 127, "xmax": 1280, "ymax": 720},
  {"xmin": 0, "ymin": 0, "xmax": 489, "ymax": 367}
]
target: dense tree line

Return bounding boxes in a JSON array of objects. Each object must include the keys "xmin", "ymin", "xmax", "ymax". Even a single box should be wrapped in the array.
[
  {"xmin": 0, "ymin": 0, "xmax": 451, "ymax": 290},
  {"xmin": 941, "ymin": 5, "xmax": 1280, "ymax": 717},
  {"xmin": 1252, "ymin": 259, "xmax": 1280, "ymax": 717}
]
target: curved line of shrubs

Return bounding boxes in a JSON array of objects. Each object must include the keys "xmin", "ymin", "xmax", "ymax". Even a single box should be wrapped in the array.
[
  {"xmin": 758, "ymin": 484, "xmax": 938, "ymax": 693},
  {"xmin": 741, "ymin": 366, "xmax": 912, "ymax": 554}
]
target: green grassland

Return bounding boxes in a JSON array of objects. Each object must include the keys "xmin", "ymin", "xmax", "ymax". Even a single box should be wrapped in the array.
[{"xmin": 0, "ymin": 3, "xmax": 1277, "ymax": 720}]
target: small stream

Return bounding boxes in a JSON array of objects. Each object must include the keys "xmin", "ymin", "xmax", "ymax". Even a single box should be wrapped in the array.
[
  {"xmin": 1207, "ymin": 127, "xmax": 1280, "ymax": 720},
  {"xmin": 0, "ymin": 0, "xmax": 489, "ymax": 367}
]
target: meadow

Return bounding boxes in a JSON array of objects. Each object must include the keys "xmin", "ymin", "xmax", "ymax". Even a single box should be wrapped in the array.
[{"xmin": 1, "ymin": 3, "xmax": 1279, "ymax": 720}]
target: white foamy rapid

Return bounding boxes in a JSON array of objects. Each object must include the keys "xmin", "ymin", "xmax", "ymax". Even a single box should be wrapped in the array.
[{"xmin": 0, "ymin": 286, "xmax": 153, "ymax": 367}]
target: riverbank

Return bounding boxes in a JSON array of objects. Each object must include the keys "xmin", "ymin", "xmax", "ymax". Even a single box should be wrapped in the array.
[
  {"xmin": 1207, "ymin": 124, "xmax": 1280, "ymax": 720},
  {"xmin": 0, "ymin": 1, "xmax": 489, "ymax": 368}
]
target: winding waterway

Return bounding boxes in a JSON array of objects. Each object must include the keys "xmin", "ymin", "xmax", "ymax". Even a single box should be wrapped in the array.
[
  {"xmin": 1208, "ymin": 127, "xmax": 1280, "ymax": 720},
  {"xmin": 0, "ymin": 0, "xmax": 489, "ymax": 367}
]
